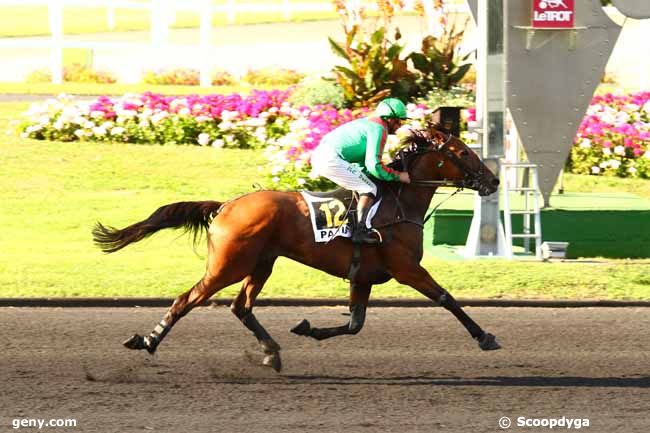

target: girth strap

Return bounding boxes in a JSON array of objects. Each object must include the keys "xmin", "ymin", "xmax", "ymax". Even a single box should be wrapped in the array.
[{"xmin": 347, "ymin": 243, "xmax": 362, "ymax": 282}]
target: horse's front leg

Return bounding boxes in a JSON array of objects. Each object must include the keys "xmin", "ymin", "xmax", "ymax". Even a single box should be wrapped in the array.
[
  {"xmin": 291, "ymin": 283, "xmax": 370, "ymax": 341},
  {"xmin": 391, "ymin": 263, "xmax": 501, "ymax": 351}
]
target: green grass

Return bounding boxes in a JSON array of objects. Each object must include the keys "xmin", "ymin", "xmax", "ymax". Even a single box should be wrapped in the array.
[
  {"xmin": 561, "ymin": 172, "xmax": 650, "ymax": 200},
  {"xmin": 0, "ymin": 82, "xmax": 291, "ymax": 96},
  {"xmin": 1, "ymin": 101, "xmax": 649, "ymax": 300}
]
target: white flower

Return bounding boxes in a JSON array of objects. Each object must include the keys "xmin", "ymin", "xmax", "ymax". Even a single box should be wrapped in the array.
[
  {"xmin": 609, "ymin": 159, "xmax": 621, "ymax": 169},
  {"xmin": 211, "ymin": 139, "xmax": 225, "ymax": 148},
  {"xmin": 116, "ymin": 109, "xmax": 137, "ymax": 119},
  {"xmin": 221, "ymin": 110, "xmax": 239, "ymax": 122},
  {"xmin": 644, "ymin": 151, "xmax": 650, "ymax": 160},
  {"xmin": 84, "ymin": 120, "xmax": 95, "ymax": 129},
  {"xmin": 615, "ymin": 112, "xmax": 630, "ymax": 124},
  {"xmin": 150, "ymin": 112, "xmax": 168, "ymax": 124},
  {"xmin": 90, "ymin": 110, "xmax": 105, "ymax": 119},
  {"xmin": 246, "ymin": 117, "xmax": 266, "ymax": 127},
  {"xmin": 74, "ymin": 129, "xmax": 84, "ymax": 138},
  {"xmin": 591, "ymin": 166, "xmax": 601, "ymax": 174},
  {"xmin": 218, "ymin": 120, "xmax": 233, "ymax": 131},
  {"xmin": 297, "ymin": 178, "xmax": 306, "ymax": 185},
  {"xmin": 614, "ymin": 145, "xmax": 626, "ymax": 156},
  {"xmin": 579, "ymin": 138, "xmax": 591, "ymax": 148},
  {"xmin": 197, "ymin": 133, "xmax": 210, "ymax": 146},
  {"xmin": 628, "ymin": 166, "xmax": 637, "ymax": 174},
  {"xmin": 110, "ymin": 127, "xmax": 125, "ymax": 136},
  {"xmin": 602, "ymin": 147, "xmax": 612, "ymax": 156},
  {"xmin": 92, "ymin": 126, "xmax": 107, "ymax": 137},
  {"xmin": 20, "ymin": 132, "xmax": 29, "ymax": 138},
  {"xmin": 272, "ymin": 176, "xmax": 280, "ymax": 183},
  {"xmin": 196, "ymin": 115, "xmax": 211, "ymax": 123},
  {"xmin": 178, "ymin": 107, "xmax": 191, "ymax": 116}
]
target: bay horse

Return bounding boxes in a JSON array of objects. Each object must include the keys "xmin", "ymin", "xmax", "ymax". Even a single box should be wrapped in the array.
[{"xmin": 93, "ymin": 124, "xmax": 502, "ymax": 372}]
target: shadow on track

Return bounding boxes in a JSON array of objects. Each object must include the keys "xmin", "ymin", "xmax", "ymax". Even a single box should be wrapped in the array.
[{"xmin": 259, "ymin": 375, "xmax": 650, "ymax": 388}]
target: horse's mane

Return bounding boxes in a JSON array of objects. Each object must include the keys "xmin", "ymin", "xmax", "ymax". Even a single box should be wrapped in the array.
[{"xmin": 386, "ymin": 122, "xmax": 446, "ymax": 171}]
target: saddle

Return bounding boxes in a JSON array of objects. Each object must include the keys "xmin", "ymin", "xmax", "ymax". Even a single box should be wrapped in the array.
[{"xmin": 300, "ymin": 188, "xmax": 383, "ymax": 243}]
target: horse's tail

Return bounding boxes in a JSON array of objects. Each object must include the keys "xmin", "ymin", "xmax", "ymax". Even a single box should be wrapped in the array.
[{"xmin": 92, "ymin": 201, "xmax": 223, "ymax": 253}]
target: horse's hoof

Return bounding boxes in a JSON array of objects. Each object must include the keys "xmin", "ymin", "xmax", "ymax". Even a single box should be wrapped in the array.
[
  {"xmin": 123, "ymin": 334, "xmax": 146, "ymax": 350},
  {"xmin": 262, "ymin": 352, "xmax": 282, "ymax": 372},
  {"xmin": 478, "ymin": 333, "xmax": 501, "ymax": 351},
  {"xmin": 290, "ymin": 319, "xmax": 311, "ymax": 336},
  {"xmin": 123, "ymin": 334, "xmax": 157, "ymax": 354}
]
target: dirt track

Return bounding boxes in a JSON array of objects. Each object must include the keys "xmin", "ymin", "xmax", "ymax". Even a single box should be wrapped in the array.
[{"xmin": 1, "ymin": 306, "xmax": 649, "ymax": 433}]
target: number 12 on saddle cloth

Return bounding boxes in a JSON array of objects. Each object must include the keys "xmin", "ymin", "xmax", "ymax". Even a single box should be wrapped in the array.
[{"xmin": 300, "ymin": 191, "xmax": 381, "ymax": 243}]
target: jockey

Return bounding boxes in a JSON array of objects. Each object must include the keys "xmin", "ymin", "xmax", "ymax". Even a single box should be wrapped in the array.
[{"xmin": 310, "ymin": 97, "xmax": 411, "ymax": 244}]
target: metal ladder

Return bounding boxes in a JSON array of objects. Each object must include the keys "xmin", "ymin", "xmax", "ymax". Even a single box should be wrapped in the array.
[{"xmin": 501, "ymin": 163, "xmax": 543, "ymax": 259}]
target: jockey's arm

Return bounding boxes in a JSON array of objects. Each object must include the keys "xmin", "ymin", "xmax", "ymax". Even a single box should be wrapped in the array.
[{"xmin": 364, "ymin": 122, "xmax": 400, "ymax": 182}]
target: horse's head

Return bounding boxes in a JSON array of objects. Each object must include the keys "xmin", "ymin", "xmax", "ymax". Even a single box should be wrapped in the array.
[{"xmin": 396, "ymin": 123, "xmax": 500, "ymax": 196}]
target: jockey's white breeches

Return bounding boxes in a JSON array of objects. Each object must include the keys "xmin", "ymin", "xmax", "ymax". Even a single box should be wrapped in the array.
[{"xmin": 310, "ymin": 145, "xmax": 378, "ymax": 196}]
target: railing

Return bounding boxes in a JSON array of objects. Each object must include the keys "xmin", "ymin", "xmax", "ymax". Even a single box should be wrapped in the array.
[{"xmin": 0, "ymin": 0, "xmax": 469, "ymax": 86}]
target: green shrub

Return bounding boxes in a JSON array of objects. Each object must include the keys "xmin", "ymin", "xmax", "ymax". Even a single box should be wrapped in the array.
[
  {"xmin": 288, "ymin": 77, "xmax": 346, "ymax": 109},
  {"xmin": 328, "ymin": 26, "xmax": 414, "ymax": 108},
  {"xmin": 416, "ymin": 86, "xmax": 475, "ymax": 110},
  {"xmin": 142, "ymin": 68, "xmax": 236, "ymax": 86},
  {"xmin": 27, "ymin": 63, "xmax": 117, "ymax": 84},
  {"xmin": 408, "ymin": 17, "xmax": 472, "ymax": 93},
  {"xmin": 243, "ymin": 68, "xmax": 305, "ymax": 86}
]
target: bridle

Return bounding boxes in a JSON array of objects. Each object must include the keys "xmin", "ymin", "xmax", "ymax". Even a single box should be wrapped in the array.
[
  {"xmin": 377, "ymin": 129, "xmax": 487, "ymax": 230},
  {"xmin": 404, "ymin": 130, "xmax": 486, "ymax": 191}
]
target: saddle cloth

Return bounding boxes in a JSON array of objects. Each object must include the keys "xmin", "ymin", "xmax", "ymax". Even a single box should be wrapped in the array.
[{"xmin": 300, "ymin": 189, "xmax": 381, "ymax": 243}]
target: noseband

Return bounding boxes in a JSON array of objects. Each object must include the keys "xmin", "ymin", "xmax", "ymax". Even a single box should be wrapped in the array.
[{"xmin": 403, "ymin": 131, "xmax": 485, "ymax": 190}]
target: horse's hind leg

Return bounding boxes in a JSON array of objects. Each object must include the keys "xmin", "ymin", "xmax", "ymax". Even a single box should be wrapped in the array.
[
  {"xmin": 291, "ymin": 283, "xmax": 371, "ymax": 341},
  {"xmin": 230, "ymin": 258, "xmax": 282, "ymax": 371},
  {"xmin": 123, "ymin": 272, "xmax": 233, "ymax": 354}
]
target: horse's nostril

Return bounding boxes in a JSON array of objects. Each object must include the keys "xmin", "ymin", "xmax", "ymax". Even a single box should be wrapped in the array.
[{"xmin": 492, "ymin": 178, "xmax": 500, "ymax": 186}]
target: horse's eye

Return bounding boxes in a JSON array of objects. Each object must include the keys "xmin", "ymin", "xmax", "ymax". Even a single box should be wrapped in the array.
[{"xmin": 461, "ymin": 150, "xmax": 469, "ymax": 158}]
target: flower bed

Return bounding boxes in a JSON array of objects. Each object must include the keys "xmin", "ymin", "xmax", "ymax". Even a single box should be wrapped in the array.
[
  {"xmin": 570, "ymin": 92, "xmax": 650, "ymax": 178},
  {"xmin": 19, "ymin": 90, "xmax": 650, "ymax": 193},
  {"xmin": 20, "ymin": 90, "xmax": 292, "ymax": 149}
]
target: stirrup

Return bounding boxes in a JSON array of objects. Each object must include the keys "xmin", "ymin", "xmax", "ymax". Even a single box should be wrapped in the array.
[{"xmin": 352, "ymin": 227, "xmax": 382, "ymax": 245}]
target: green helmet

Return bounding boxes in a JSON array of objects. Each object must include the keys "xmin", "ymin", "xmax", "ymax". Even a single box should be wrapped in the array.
[{"xmin": 375, "ymin": 98, "xmax": 408, "ymax": 120}]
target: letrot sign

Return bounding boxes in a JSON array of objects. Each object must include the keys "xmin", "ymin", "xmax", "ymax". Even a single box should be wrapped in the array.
[{"xmin": 532, "ymin": 0, "xmax": 575, "ymax": 28}]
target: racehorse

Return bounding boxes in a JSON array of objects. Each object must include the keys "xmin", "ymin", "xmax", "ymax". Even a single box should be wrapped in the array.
[{"xmin": 93, "ymin": 123, "xmax": 502, "ymax": 372}]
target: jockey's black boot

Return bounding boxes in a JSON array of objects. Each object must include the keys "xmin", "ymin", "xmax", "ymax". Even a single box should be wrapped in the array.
[{"xmin": 351, "ymin": 194, "xmax": 380, "ymax": 245}]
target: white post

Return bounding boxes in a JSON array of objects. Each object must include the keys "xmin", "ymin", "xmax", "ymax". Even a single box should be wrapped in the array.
[
  {"xmin": 49, "ymin": 0, "xmax": 64, "ymax": 85},
  {"xmin": 227, "ymin": 0, "xmax": 236, "ymax": 24},
  {"xmin": 107, "ymin": 7, "xmax": 115, "ymax": 30},
  {"xmin": 167, "ymin": 0, "xmax": 177, "ymax": 26},
  {"xmin": 150, "ymin": 0, "xmax": 169, "ymax": 47},
  {"xmin": 283, "ymin": 0, "xmax": 291, "ymax": 21},
  {"xmin": 199, "ymin": 0, "xmax": 212, "ymax": 87}
]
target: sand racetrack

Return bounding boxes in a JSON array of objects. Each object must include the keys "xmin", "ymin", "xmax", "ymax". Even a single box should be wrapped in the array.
[{"xmin": 1, "ymin": 306, "xmax": 649, "ymax": 432}]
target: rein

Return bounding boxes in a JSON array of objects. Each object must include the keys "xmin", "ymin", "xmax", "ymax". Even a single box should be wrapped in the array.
[{"xmin": 379, "ymin": 129, "xmax": 478, "ymax": 231}]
